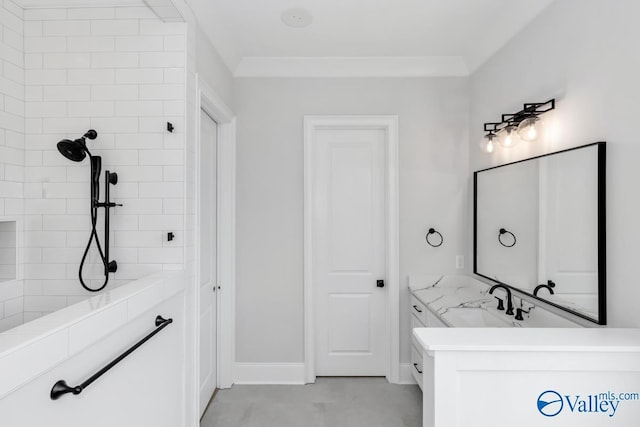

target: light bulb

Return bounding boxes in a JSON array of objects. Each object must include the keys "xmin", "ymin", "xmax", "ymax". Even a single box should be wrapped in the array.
[
  {"xmin": 517, "ymin": 116, "xmax": 543, "ymax": 142},
  {"xmin": 480, "ymin": 133, "xmax": 498, "ymax": 153},
  {"xmin": 498, "ymin": 125, "xmax": 520, "ymax": 148}
]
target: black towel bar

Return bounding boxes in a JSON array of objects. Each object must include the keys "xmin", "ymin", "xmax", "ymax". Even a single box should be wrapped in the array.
[{"xmin": 50, "ymin": 315, "xmax": 173, "ymax": 400}]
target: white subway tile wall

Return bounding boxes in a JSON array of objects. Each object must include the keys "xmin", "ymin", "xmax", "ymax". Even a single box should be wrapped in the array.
[
  {"xmin": 17, "ymin": 6, "xmax": 187, "ymax": 322},
  {"xmin": 0, "ymin": 0, "xmax": 25, "ymax": 331}
]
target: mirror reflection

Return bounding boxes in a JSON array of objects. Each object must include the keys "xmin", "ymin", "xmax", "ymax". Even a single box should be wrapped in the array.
[{"xmin": 474, "ymin": 142, "xmax": 605, "ymax": 324}]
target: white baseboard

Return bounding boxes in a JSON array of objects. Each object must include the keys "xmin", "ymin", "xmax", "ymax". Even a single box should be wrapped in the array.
[
  {"xmin": 398, "ymin": 363, "xmax": 417, "ymax": 384},
  {"xmin": 233, "ymin": 362, "xmax": 415, "ymax": 385},
  {"xmin": 233, "ymin": 363, "xmax": 305, "ymax": 385}
]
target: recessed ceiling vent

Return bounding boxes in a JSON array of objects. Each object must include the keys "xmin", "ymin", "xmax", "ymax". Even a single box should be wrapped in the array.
[{"xmin": 281, "ymin": 8, "xmax": 312, "ymax": 28}]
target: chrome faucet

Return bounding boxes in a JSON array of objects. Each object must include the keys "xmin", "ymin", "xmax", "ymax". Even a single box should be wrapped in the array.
[
  {"xmin": 534, "ymin": 280, "xmax": 556, "ymax": 297},
  {"xmin": 489, "ymin": 284, "xmax": 514, "ymax": 315}
]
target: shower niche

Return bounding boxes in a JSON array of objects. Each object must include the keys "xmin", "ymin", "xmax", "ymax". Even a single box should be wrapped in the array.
[{"xmin": 0, "ymin": 221, "xmax": 17, "ymax": 283}]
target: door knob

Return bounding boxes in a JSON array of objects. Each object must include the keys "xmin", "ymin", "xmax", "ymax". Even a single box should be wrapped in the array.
[{"xmin": 376, "ymin": 280, "xmax": 385, "ymax": 288}]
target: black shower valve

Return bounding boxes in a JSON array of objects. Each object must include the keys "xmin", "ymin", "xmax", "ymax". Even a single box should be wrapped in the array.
[
  {"xmin": 107, "ymin": 171, "xmax": 118, "ymax": 185},
  {"xmin": 108, "ymin": 260, "xmax": 118, "ymax": 273}
]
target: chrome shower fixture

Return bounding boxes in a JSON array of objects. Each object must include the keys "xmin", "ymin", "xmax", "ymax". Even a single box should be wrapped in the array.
[{"xmin": 56, "ymin": 130, "xmax": 121, "ymax": 292}]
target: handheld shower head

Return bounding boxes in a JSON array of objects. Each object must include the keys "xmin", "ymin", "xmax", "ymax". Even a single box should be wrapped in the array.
[{"xmin": 57, "ymin": 139, "xmax": 88, "ymax": 162}]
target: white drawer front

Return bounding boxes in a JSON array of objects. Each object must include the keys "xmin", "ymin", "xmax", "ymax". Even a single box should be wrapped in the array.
[
  {"xmin": 411, "ymin": 343, "xmax": 423, "ymax": 390},
  {"xmin": 410, "ymin": 295, "xmax": 427, "ymax": 325}
]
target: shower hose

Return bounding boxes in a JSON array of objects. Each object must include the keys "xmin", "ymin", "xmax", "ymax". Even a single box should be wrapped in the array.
[{"xmin": 78, "ymin": 198, "xmax": 109, "ymax": 292}]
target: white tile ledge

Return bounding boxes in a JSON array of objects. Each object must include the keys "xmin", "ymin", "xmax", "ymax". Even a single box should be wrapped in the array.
[
  {"xmin": 0, "ymin": 271, "xmax": 184, "ymax": 355},
  {"xmin": 0, "ymin": 271, "xmax": 185, "ymax": 399}
]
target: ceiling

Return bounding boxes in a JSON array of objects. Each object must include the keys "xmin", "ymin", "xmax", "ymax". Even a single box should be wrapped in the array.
[
  {"xmin": 185, "ymin": 0, "xmax": 556, "ymax": 77},
  {"xmin": 13, "ymin": 0, "xmax": 557, "ymax": 77}
]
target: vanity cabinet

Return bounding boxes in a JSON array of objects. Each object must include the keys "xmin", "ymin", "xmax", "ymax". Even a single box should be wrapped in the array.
[
  {"xmin": 414, "ymin": 328, "xmax": 640, "ymax": 427},
  {"xmin": 411, "ymin": 295, "xmax": 446, "ymax": 328},
  {"xmin": 410, "ymin": 292, "xmax": 446, "ymax": 388}
]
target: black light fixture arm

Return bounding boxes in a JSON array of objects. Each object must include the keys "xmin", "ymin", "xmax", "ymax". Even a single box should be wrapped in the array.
[{"xmin": 483, "ymin": 99, "xmax": 555, "ymax": 134}]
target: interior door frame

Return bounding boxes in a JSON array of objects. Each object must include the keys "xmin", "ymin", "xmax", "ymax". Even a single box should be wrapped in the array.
[
  {"xmin": 303, "ymin": 115, "xmax": 400, "ymax": 384},
  {"xmin": 195, "ymin": 74, "xmax": 236, "ymax": 393}
]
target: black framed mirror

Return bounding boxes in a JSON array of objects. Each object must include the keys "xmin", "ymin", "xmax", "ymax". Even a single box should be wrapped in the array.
[{"xmin": 473, "ymin": 142, "xmax": 606, "ymax": 324}]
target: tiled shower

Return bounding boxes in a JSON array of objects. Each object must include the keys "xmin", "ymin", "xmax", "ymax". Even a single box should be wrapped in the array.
[{"xmin": 0, "ymin": 2, "xmax": 189, "ymax": 330}]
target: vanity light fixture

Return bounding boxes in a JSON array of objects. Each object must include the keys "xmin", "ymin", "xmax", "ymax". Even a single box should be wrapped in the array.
[
  {"xmin": 481, "ymin": 99, "xmax": 555, "ymax": 153},
  {"xmin": 479, "ymin": 131, "xmax": 499, "ymax": 154},
  {"xmin": 498, "ymin": 124, "xmax": 520, "ymax": 148}
]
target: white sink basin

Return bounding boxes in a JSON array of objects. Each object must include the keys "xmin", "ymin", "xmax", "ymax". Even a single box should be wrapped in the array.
[{"xmin": 441, "ymin": 307, "xmax": 513, "ymax": 327}]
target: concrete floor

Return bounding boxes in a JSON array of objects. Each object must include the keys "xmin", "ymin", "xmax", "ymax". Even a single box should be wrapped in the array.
[{"xmin": 200, "ymin": 377, "xmax": 422, "ymax": 427}]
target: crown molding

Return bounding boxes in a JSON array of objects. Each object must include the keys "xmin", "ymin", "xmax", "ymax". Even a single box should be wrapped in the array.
[{"xmin": 234, "ymin": 56, "xmax": 469, "ymax": 78}]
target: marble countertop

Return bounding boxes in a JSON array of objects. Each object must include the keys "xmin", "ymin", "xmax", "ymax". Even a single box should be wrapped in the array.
[
  {"xmin": 413, "ymin": 327, "xmax": 640, "ymax": 352},
  {"xmin": 409, "ymin": 275, "xmax": 580, "ymax": 328}
]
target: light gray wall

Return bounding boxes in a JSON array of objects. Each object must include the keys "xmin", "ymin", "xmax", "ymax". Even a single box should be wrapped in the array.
[
  {"xmin": 194, "ymin": 24, "xmax": 233, "ymax": 109},
  {"xmin": 234, "ymin": 77, "xmax": 469, "ymax": 363},
  {"xmin": 469, "ymin": 0, "xmax": 640, "ymax": 326}
]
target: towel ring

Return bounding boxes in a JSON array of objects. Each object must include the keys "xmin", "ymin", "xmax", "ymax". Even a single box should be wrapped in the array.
[
  {"xmin": 426, "ymin": 228, "xmax": 443, "ymax": 247},
  {"xmin": 498, "ymin": 228, "xmax": 516, "ymax": 247}
]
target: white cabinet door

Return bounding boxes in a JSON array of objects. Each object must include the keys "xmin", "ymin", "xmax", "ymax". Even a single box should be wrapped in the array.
[{"xmin": 313, "ymin": 128, "xmax": 387, "ymax": 376}]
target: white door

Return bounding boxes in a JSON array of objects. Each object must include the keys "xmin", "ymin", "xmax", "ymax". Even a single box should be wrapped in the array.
[
  {"xmin": 199, "ymin": 110, "xmax": 217, "ymax": 415},
  {"xmin": 313, "ymin": 128, "xmax": 387, "ymax": 376}
]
